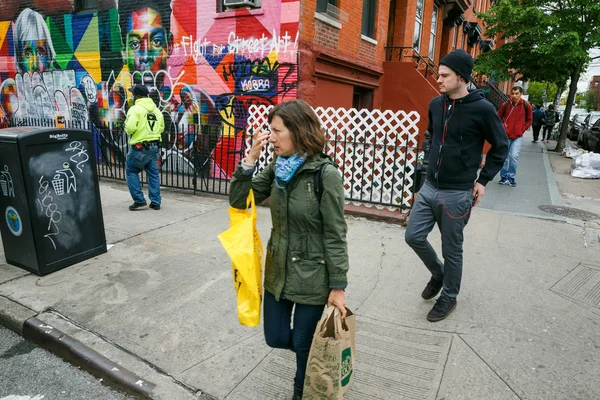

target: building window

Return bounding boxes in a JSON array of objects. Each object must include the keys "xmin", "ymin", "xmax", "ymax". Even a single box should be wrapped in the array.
[
  {"xmin": 76, "ymin": 0, "xmax": 97, "ymax": 11},
  {"xmin": 452, "ymin": 24, "xmax": 459, "ymax": 50},
  {"xmin": 413, "ymin": 0, "xmax": 424, "ymax": 51},
  {"xmin": 361, "ymin": 0, "xmax": 377, "ymax": 38},
  {"xmin": 428, "ymin": 5, "xmax": 438, "ymax": 60},
  {"xmin": 353, "ymin": 86, "xmax": 374, "ymax": 110},
  {"xmin": 219, "ymin": 0, "xmax": 261, "ymax": 11},
  {"xmin": 595, "ymin": 82, "xmax": 599, "ymax": 88},
  {"xmin": 317, "ymin": 0, "xmax": 337, "ymax": 13}
]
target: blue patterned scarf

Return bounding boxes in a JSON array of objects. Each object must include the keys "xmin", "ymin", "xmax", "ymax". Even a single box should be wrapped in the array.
[{"xmin": 275, "ymin": 153, "xmax": 307, "ymax": 189}]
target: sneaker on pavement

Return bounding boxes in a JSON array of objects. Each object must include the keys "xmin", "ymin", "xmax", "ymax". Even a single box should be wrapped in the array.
[
  {"xmin": 129, "ymin": 202, "xmax": 147, "ymax": 211},
  {"xmin": 427, "ymin": 294, "xmax": 457, "ymax": 322},
  {"xmin": 508, "ymin": 178, "xmax": 517, "ymax": 187},
  {"xmin": 421, "ymin": 277, "xmax": 443, "ymax": 300},
  {"xmin": 499, "ymin": 178, "xmax": 509, "ymax": 185},
  {"xmin": 149, "ymin": 203, "xmax": 161, "ymax": 210}
]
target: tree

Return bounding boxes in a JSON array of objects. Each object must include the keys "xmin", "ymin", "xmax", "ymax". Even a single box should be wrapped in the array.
[
  {"xmin": 583, "ymin": 90, "xmax": 600, "ymax": 111},
  {"xmin": 527, "ymin": 82, "xmax": 559, "ymax": 105},
  {"xmin": 476, "ymin": 0, "xmax": 600, "ymax": 152}
]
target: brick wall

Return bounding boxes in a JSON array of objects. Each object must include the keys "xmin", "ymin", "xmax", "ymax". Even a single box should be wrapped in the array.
[
  {"xmin": 299, "ymin": 0, "xmax": 389, "ymax": 69},
  {"xmin": 315, "ymin": 19, "xmax": 340, "ymax": 49}
]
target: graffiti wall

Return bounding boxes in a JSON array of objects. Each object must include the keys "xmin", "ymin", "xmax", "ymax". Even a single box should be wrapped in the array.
[{"xmin": 0, "ymin": 0, "xmax": 299, "ymax": 177}]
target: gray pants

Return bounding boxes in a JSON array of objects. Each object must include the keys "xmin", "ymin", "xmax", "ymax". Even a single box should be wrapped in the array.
[{"xmin": 405, "ymin": 181, "xmax": 473, "ymax": 298}]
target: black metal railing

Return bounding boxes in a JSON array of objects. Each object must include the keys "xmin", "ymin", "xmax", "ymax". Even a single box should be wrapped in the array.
[
  {"xmin": 385, "ymin": 47, "xmax": 440, "ymax": 80},
  {"xmin": 3, "ymin": 117, "xmax": 420, "ymax": 209},
  {"xmin": 471, "ymin": 78, "xmax": 509, "ymax": 109}
]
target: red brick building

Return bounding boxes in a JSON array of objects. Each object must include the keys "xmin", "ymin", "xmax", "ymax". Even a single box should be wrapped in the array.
[
  {"xmin": 590, "ymin": 75, "xmax": 600, "ymax": 91},
  {"xmin": 297, "ymin": 0, "xmax": 507, "ymax": 135}
]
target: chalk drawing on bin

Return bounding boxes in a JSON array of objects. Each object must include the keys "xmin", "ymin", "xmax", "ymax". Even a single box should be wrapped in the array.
[
  {"xmin": 52, "ymin": 163, "xmax": 77, "ymax": 195},
  {"xmin": 65, "ymin": 141, "xmax": 89, "ymax": 173},
  {"xmin": 5, "ymin": 206, "xmax": 22, "ymax": 236},
  {"xmin": 0, "ymin": 165, "xmax": 15, "ymax": 197},
  {"xmin": 37, "ymin": 175, "xmax": 62, "ymax": 250}
]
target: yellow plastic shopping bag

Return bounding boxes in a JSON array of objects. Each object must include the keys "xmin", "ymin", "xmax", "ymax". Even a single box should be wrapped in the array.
[{"xmin": 218, "ymin": 189, "xmax": 263, "ymax": 326}]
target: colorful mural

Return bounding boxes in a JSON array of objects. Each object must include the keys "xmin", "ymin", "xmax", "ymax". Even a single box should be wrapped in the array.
[{"xmin": 0, "ymin": 0, "xmax": 299, "ymax": 177}]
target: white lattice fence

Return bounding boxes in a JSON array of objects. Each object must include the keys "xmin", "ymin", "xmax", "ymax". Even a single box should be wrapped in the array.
[{"xmin": 246, "ymin": 105, "xmax": 420, "ymax": 211}]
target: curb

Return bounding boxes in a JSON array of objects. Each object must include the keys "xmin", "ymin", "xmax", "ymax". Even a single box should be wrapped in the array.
[
  {"xmin": 540, "ymin": 142, "xmax": 564, "ymax": 207},
  {"xmin": 0, "ymin": 296, "xmax": 156, "ymax": 398},
  {"xmin": 259, "ymin": 199, "xmax": 410, "ymax": 225},
  {"xmin": 343, "ymin": 203, "xmax": 409, "ymax": 225}
]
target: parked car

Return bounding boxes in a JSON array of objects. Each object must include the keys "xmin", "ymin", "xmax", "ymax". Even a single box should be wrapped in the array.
[
  {"xmin": 580, "ymin": 112, "xmax": 600, "ymax": 152},
  {"xmin": 569, "ymin": 112, "xmax": 589, "ymax": 141}
]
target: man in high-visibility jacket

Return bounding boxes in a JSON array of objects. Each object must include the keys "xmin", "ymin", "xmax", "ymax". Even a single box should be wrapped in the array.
[{"xmin": 124, "ymin": 84, "xmax": 164, "ymax": 211}]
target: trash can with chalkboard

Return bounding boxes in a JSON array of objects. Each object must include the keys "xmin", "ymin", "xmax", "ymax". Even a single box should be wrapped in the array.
[{"xmin": 0, "ymin": 127, "xmax": 107, "ymax": 276}]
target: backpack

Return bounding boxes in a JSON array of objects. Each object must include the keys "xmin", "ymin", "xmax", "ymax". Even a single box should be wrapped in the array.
[
  {"xmin": 314, "ymin": 164, "xmax": 327, "ymax": 203},
  {"xmin": 501, "ymin": 100, "xmax": 530, "ymax": 119}
]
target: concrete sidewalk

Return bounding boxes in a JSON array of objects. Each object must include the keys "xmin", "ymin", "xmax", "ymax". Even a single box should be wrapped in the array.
[{"xmin": 1, "ymin": 140, "xmax": 600, "ymax": 399}]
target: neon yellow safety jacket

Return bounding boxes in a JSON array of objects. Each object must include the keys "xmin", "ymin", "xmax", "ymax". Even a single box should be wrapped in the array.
[{"xmin": 124, "ymin": 97, "xmax": 164, "ymax": 145}]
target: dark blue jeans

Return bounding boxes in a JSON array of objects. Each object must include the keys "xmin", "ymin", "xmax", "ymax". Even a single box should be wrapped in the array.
[
  {"xmin": 126, "ymin": 145, "xmax": 161, "ymax": 205},
  {"xmin": 263, "ymin": 291, "xmax": 324, "ymax": 390}
]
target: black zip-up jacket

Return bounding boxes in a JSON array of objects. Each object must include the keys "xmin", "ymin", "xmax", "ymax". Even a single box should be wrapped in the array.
[{"xmin": 426, "ymin": 89, "xmax": 509, "ymax": 190}]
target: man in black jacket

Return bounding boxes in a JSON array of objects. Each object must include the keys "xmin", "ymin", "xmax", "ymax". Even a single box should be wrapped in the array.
[{"xmin": 405, "ymin": 50, "xmax": 509, "ymax": 322}]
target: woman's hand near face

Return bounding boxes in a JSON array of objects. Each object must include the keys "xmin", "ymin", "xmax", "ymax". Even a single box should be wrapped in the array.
[{"xmin": 246, "ymin": 128, "xmax": 270, "ymax": 165}]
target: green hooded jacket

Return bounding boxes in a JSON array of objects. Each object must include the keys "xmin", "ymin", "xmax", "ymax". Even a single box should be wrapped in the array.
[{"xmin": 229, "ymin": 153, "xmax": 349, "ymax": 305}]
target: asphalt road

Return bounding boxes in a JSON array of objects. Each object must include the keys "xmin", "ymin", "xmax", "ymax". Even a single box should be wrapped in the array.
[{"xmin": 0, "ymin": 325, "xmax": 132, "ymax": 400}]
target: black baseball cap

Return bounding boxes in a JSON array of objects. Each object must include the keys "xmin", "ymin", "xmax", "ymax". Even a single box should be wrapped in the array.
[{"xmin": 128, "ymin": 84, "xmax": 149, "ymax": 97}]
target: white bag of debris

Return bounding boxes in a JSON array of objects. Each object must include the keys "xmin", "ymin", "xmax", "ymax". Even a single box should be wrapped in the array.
[
  {"xmin": 562, "ymin": 147, "xmax": 586, "ymax": 158},
  {"xmin": 571, "ymin": 153, "xmax": 600, "ymax": 179}
]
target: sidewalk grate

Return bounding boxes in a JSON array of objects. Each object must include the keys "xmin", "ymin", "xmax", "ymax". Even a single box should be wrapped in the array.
[
  {"xmin": 226, "ymin": 318, "xmax": 451, "ymax": 400},
  {"xmin": 551, "ymin": 264, "xmax": 600, "ymax": 309},
  {"xmin": 538, "ymin": 205, "xmax": 600, "ymax": 221}
]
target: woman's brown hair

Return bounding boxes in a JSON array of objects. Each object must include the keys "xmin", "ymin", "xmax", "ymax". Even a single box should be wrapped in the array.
[{"xmin": 267, "ymin": 99, "xmax": 325, "ymax": 156}]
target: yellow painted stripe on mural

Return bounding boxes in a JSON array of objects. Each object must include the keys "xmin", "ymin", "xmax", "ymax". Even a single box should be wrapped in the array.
[{"xmin": 0, "ymin": 22, "xmax": 11, "ymax": 51}]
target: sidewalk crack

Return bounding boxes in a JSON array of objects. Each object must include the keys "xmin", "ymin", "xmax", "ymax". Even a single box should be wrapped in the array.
[
  {"xmin": 355, "ymin": 228, "xmax": 386, "ymax": 312},
  {"xmin": 435, "ymin": 335, "xmax": 454, "ymax": 399},
  {"xmin": 225, "ymin": 348, "xmax": 274, "ymax": 399},
  {"xmin": 0, "ymin": 272, "xmax": 33, "ymax": 286},
  {"xmin": 458, "ymin": 334, "xmax": 524, "ymax": 400}
]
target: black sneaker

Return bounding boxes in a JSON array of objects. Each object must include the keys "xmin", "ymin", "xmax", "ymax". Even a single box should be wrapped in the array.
[
  {"xmin": 427, "ymin": 294, "xmax": 457, "ymax": 322},
  {"xmin": 149, "ymin": 203, "xmax": 161, "ymax": 210},
  {"xmin": 421, "ymin": 277, "xmax": 443, "ymax": 300},
  {"xmin": 129, "ymin": 202, "xmax": 147, "ymax": 211},
  {"xmin": 292, "ymin": 386, "xmax": 303, "ymax": 400}
]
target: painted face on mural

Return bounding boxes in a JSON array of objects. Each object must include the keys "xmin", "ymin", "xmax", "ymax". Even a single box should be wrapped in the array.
[
  {"xmin": 19, "ymin": 40, "xmax": 51, "ymax": 73},
  {"xmin": 124, "ymin": 8, "xmax": 171, "ymax": 81}
]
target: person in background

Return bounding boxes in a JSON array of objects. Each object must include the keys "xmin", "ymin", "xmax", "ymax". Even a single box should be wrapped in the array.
[
  {"xmin": 531, "ymin": 104, "xmax": 546, "ymax": 143},
  {"xmin": 229, "ymin": 100, "xmax": 349, "ymax": 400},
  {"xmin": 124, "ymin": 84, "xmax": 164, "ymax": 211},
  {"xmin": 542, "ymin": 104, "xmax": 558, "ymax": 143},
  {"xmin": 498, "ymin": 86, "xmax": 533, "ymax": 187}
]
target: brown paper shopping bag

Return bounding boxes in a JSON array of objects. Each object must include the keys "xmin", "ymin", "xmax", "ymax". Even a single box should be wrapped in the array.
[{"xmin": 303, "ymin": 306, "xmax": 356, "ymax": 399}]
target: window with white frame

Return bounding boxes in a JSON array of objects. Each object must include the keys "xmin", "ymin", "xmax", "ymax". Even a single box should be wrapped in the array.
[
  {"xmin": 428, "ymin": 5, "xmax": 438, "ymax": 60},
  {"xmin": 413, "ymin": 0, "xmax": 424, "ymax": 51},
  {"xmin": 361, "ymin": 0, "xmax": 377, "ymax": 38},
  {"xmin": 317, "ymin": 0, "xmax": 338, "ymax": 13}
]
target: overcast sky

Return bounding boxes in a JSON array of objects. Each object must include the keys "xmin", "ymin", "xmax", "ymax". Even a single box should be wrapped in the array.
[{"xmin": 577, "ymin": 48, "xmax": 600, "ymax": 92}]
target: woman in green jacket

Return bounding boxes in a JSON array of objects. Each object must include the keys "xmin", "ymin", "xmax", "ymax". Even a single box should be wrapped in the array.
[{"xmin": 229, "ymin": 100, "xmax": 349, "ymax": 400}]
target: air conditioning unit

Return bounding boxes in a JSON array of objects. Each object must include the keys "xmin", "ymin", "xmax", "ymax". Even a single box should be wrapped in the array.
[{"xmin": 223, "ymin": 0, "xmax": 258, "ymax": 7}]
